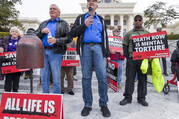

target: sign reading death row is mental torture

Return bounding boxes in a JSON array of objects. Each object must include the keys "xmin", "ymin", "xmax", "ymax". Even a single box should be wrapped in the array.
[
  {"xmin": 0, "ymin": 52, "xmax": 30, "ymax": 74},
  {"xmin": 132, "ymin": 31, "xmax": 169, "ymax": 60},
  {"xmin": 106, "ymin": 60, "xmax": 118, "ymax": 92},
  {"xmin": 0, "ymin": 93, "xmax": 63, "ymax": 119},
  {"xmin": 61, "ymin": 48, "xmax": 80, "ymax": 67}
]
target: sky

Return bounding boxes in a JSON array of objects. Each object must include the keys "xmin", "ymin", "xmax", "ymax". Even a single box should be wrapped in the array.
[{"xmin": 16, "ymin": 0, "xmax": 179, "ymax": 21}]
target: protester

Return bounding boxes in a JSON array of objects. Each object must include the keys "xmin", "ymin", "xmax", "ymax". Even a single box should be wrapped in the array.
[
  {"xmin": 61, "ymin": 41, "xmax": 75, "ymax": 95},
  {"xmin": 171, "ymin": 40, "xmax": 179, "ymax": 81},
  {"xmin": 23, "ymin": 28, "xmax": 35, "ymax": 80},
  {"xmin": 0, "ymin": 38, "xmax": 4, "ymax": 80},
  {"xmin": 0, "ymin": 27, "xmax": 21, "ymax": 92},
  {"xmin": 120, "ymin": 15, "xmax": 149, "ymax": 106},
  {"xmin": 35, "ymin": 4, "xmax": 71, "ymax": 94},
  {"xmin": 156, "ymin": 27, "xmax": 168, "ymax": 76},
  {"xmin": 109, "ymin": 28, "xmax": 125, "ymax": 88},
  {"xmin": 70, "ymin": 0, "xmax": 111, "ymax": 117}
]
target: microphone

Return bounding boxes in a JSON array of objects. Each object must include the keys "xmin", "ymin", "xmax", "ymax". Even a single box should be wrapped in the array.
[{"xmin": 88, "ymin": 7, "xmax": 93, "ymax": 16}]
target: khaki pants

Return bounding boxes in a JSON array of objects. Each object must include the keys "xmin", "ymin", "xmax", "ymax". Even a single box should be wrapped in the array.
[{"xmin": 61, "ymin": 67, "xmax": 74, "ymax": 92}]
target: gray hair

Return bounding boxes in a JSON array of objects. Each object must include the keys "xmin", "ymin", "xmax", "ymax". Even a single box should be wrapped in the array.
[
  {"xmin": 10, "ymin": 27, "xmax": 20, "ymax": 34},
  {"xmin": 50, "ymin": 4, "xmax": 60, "ymax": 14}
]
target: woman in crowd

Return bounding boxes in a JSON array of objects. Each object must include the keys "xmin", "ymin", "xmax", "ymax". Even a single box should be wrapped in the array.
[{"xmin": 0, "ymin": 27, "xmax": 21, "ymax": 92}]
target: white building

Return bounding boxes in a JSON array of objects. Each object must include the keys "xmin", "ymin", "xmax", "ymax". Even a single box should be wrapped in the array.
[{"xmin": 61, "ymin": 0, "xmax": 136, "ymax": 33}]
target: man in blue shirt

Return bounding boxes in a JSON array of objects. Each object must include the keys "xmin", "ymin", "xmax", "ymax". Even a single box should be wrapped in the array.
[
  {"xmin": 35, "ymin": 4, "xmax": 71, "ymax": 94},
  {"xmin": 70, "ymin": 0, "xmax": 110, "ymax": 117}
]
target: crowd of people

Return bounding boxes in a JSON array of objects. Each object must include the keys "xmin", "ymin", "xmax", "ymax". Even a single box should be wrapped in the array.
[{"xmin": 0, "ymin": 0, "xmax": 177, "ymax": 118}]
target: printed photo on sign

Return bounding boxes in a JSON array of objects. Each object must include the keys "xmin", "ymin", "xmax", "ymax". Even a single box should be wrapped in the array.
[{"xmin": 132, "ymin": 31, "xmax": 169, "ymax": 60}]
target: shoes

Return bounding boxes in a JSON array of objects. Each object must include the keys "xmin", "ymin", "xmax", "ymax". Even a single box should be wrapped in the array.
[
  {"xmin": 119, "ymin": 98, "xmax": 131, "ymax": 105},
  {"xmin": 163, "ymin": 72, "xmax": 168, "ymax": 76},
  {"xmin": 81, "ymin": 107, "xmax": 92, "ymax": 116},
  {"xmin": 68, "ymin": 91, "xmax": 74, "ymax": 95},
  {"xmin": 101, "ymin": 106, "xmax": 111, "ymax": 117},
  {"xmin": 137, "ymin": 100, "xmax": 149, "ymax": 106}
]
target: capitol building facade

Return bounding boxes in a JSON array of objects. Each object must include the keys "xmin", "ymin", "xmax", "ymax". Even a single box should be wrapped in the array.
[
  {"xmin": 20, "ymin": 0, "xmax": 179, "ymax": 35},
  {"xmin": 61, "ymin": 0, "xmax": 137, "ymax": 34}
]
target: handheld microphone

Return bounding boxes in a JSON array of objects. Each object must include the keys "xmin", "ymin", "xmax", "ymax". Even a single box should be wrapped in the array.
[{"xmin": 88, "ymin": 7, "xmax": 93, "ymax": 16}]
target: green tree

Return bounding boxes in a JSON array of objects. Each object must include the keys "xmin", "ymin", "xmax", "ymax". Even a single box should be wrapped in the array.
[
  {"xmin": 144, "ymin": 1, "xmax": 177, "ymax": 29},
  {"xmin": 0, "ymin": 0, "xmax": 22, "ymax": 32}
]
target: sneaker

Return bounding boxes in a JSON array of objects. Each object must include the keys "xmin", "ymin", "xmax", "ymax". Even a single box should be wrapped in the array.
[
  {"xmin": 137, "ymin": 100, "xmax": 148, "ymax": 106},
  {"xmin": 101, "ymin": 106, "xmax": 111, "ymax": 117},
  {"xmin": 119, "ymin": 98, "xmax": 131, "ymax": 106},
  {"xmin": 68, "ymin": 91, "xmax": 74, "ymax": 95},
  {"xmin": 81, "ymin": 107, "xmax": 92, "ymax": 116}
]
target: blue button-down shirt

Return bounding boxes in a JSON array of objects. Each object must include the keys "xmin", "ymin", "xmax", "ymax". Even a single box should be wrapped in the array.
[
  {"xmin": 42, "ymin": 17, "xmax": 60, "ymax": 47},
  {"xmin": 83, "ymin": 13, "xmax": 102, "ymax": 43}
]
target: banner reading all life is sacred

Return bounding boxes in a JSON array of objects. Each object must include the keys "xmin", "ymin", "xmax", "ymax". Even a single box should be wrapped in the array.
[
  {"xmin": 132, "ymin": 31, "xmax": 169, "ymax": 60},
  {"xmin": 0, "ymin": 93, "xmax": 63, "ymax": 119}
]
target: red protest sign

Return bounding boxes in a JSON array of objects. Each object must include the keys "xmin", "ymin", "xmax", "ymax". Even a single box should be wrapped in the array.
[
  {"xmin": 106, "ymin": 60, "xmax": 118, "ymax": 92},
  {"xmin": 0, "ymin": 93, "xmax": 63, "ymax": 119},
  {"xmin": 1, "ymin": 52, "xmax": 30, "ymax": 74},
  {"xmin": 61, "ymin": 48, "xmax": 80, "ymax": 67},
  {"xmin": 108, "ymin": 36, "xmax": 123, "ymax": 52},
  {"xmin": 132, "ymin": 31, "xmax": 169, "ymax": 60}
]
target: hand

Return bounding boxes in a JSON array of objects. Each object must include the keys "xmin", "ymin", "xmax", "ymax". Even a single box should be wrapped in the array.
[
  {"xmin": 0, "ymin": 47, "xmax": 4, "ymax": 53},
  {"xmin": 107, "ymin": 57, "xmax": 111, "ymax": 61},
  {"xmin": 48, "ymin": 37, "xmax": 56, "ymax": 45},
  {"xmin": 41, "ymin": 28, "xmax": 50, "ymax": 34},
  {"xmin": 85, "ymin": 16, "xmax": 93, "ymax": 27}
]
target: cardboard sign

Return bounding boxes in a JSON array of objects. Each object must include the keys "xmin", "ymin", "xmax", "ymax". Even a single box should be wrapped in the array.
[
  {"xmin": 0, "ymin": 93, "xmax": 63, "ymax": 119},
  {"xmin": 108, "ymin": 36, "xmax": 123, "ymax": 52},
  {"xmin": 61, "ymin": 48, "xmax": 80, "ymax": 67},
  {"xmin": 132, "ymin": 31, "xmax": 169, "ymax": 60},
  {"xmin": 106, "ymin": 60, "xmax": 118, "ymax": 92},
  {"xmin": 0, "ymin": 52, "xmax": 30, "ymax": 74}
]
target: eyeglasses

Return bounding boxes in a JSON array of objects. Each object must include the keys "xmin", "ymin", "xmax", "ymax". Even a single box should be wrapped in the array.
[{"xmin": 134, "ymin": 19, "xmax": 142, "ymax": 22}]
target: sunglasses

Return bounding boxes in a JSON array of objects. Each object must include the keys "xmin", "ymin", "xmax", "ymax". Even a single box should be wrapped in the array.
[{"xmin": 134, "ymin": 19, "xmax": 142, "ymax": 22}]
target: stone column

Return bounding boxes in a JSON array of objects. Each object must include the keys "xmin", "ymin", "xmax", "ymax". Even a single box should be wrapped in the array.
[
  {"xmin": 120, "ymin": 15, "xmax": 124, "ymax": 30},
  {"xmin": 128, "ymin": 15, "xmax": 133, "ymax": 30},
  {"xmin": 110, "ymin": 14, "xmax": 114, "ymax": 26}
]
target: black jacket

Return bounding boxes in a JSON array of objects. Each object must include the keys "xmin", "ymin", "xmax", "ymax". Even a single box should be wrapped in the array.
[
  {"xmin": 35, "ymin": 18, "xmax": 71, "ymax": 54},
  {"xmin": 70, "ymin": 13, "xmax": 109, "ymax": 57}
]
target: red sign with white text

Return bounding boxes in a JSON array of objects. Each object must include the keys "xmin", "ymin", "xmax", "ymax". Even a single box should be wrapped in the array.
[
  {"xmin": 132, "ymin": 31, "xmax": 169, "ymax": 60},
  {"xmin": 61, "ymin": 48, "xmax": 80, "ymax": 66},
  {"xmin": 0, "ymin": 93, "xmax": 63, "ymax": 119},
  {"xmin": 108, "ymin": 36, "xmax": 123, "ymax": 52},
  {"xmin": 106, "ymin": 60, "xmax": 118, "ymax": 92},
  {"xmin": 0, "ymin": 52, "xmax": 30, "ymax": 74}
]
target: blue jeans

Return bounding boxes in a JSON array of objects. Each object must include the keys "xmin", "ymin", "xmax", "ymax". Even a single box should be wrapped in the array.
[
  {"xmin": 80, "ymin": 44, "xmax": 108, "ymax": 107},
  {"xmin": 41, "ymin": 49, "xmax": 62, "ymax": 93},
  {"xmin": 112, "ymin": 60, "xmax": 124, "ymax": 86}
]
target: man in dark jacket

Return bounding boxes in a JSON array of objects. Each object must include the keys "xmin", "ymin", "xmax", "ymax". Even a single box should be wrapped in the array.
[
  {"xmin": 70, "ymin": 0, "xmax": 110, "ymax": 117},
  {"xmin": 35, "ymin": 4, "xmax": 71, "ymax": 94},
  {"xmin": 120, "ymin": 15, "xmax": 149, "ymax": 106}
]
